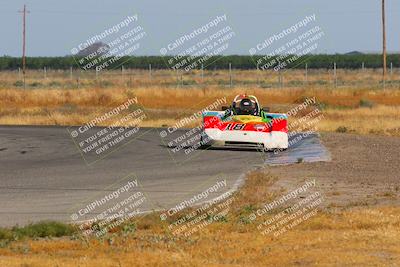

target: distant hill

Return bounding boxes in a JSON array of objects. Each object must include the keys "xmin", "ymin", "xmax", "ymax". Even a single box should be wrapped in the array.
[
  {"xmin": 76, "ymin": 42, "xmax": 109, "ymax": 57},
  {"xmin": 345, "ymin": 51, "xmax": 364, "ymax": 55}
]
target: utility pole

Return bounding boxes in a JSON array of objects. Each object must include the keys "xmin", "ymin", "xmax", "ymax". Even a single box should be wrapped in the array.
[
  {"xmin": 382, "ymin": 0, "xmax": 387, "ymax": 87},
  {"xmin": 18, "ymin": 4, "xmax": 29, "ymax": 88}
]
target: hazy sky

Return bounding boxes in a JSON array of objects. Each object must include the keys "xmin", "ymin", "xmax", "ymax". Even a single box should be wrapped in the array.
[{"xmin": 0, "ymin": 0, "xmax": 399, "ymax": 56}]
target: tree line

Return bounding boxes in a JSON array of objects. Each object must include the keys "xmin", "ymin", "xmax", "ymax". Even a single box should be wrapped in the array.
[{"xmin": 0, "ymin": 54, "xmax": 398, "ymax": 70}]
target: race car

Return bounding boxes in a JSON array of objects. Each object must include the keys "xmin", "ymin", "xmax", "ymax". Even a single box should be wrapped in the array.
[{"xmin": 201, "ymin": 94, "xmax": 288, "ymax": 151}]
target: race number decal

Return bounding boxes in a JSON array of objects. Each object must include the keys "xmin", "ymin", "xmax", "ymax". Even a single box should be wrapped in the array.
[{"xmin": 224, "ymin": 123, "xmax": 245, "ymax": 130}]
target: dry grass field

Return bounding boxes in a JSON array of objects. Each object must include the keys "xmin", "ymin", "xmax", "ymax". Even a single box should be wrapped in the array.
[
  {"xmin": 0, "ymin": 68, "xmax": 397, "ymax": 89},
  {"xmin": 0, "ymin": 170, "xmax": 399, "ymax": 266},
  {"xmin": 1, "ymin": 68, "xmax": 400, "ymax": 136}
]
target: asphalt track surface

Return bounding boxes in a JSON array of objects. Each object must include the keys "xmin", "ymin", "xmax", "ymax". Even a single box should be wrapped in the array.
[{"xmin": 0, "ymin": 126, "xmax": 329, "ymax": 227}]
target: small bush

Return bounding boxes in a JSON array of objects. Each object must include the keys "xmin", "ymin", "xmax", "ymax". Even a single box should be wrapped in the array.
[
  {"xmin": 314, "ymin": 80, "xmax": 329, "ymax": 85},
  {"xmin": 288, "ymin": 80, "xmax": 303, "ymax": 86},
  {"xmin": 58, "ymin": 103, "xmax": 77, "ymax": 114},
  {"xmin": 128, "ymin": 103, "xmax": 144, "ymax": 112},
  {"xmin": 182, "ymin": 79, "xmax": 197, "ymax": 85},
  {"xmin": 29, "ymin": 82, "xmax": 42, "ymax": 87},
  {"xmin": 13, "ymin": 80, "xmax": 24, "ymax": 87},
  {"xmin": 294, "ymin": 95, "xmax": 313, "ymax": 104},
  {"xmin": 97, "ymin": 93, "xmax": 112, "ymax": 105},
  {"xmin": 0, "ymin": 228, "xmax": 13, "ymax": 240},
  {"xmin": 217, "ymin": 79, "xmax": 227, "ymax": 85},
  {"xmin": 121, "ymin": 223, "xmax": 136, "ymax": 236},
  {"xmin": 100, "ymin": 80, "xmax": 114, "ymax": 87},
  {"xmin": 240, "ymin": 80, "xmax": 257, "ymax": 85},
  {"xmin": 213, "ymin": 215, "xmax": 228, "ymax": 223},
  {"xmin": 0, "ymin": 221, "xmax": 76, "ymax": 247},
  {"xmin": 316, "ymin": 101, "xmax": 327, "ymax": 110},
  {"xmin": 260, "ymin": 81, "xmax": 272, "ymax": 88},
  {"xmin": 11, "ymin": 221, "xmax": 76, "ymax": 240},
  {"xmin": 48, "ymin": 81, "xmax": 62, "ymax": 87},
  {"xmin": 243, "ymin": 205, "xmax": 256, "ymax": 213},
  {"xmin": 369, "ymin": 129, "xmax": 384, "ymax": 135},
  {"xmin": 359, "ymin": 99, "xmax": 374, "ymax": 108},
  {"xmin": 336, "ymin": 126, "xmax": 348, "ymax": 133}
]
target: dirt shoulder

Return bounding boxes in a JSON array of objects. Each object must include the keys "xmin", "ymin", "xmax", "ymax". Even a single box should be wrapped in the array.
[{"xmin": 267, "ymin": 132, "xmax": 400, "ymax": 208}]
